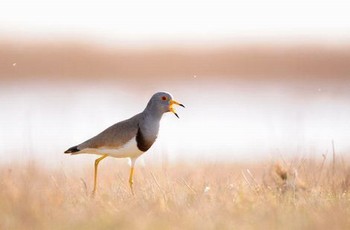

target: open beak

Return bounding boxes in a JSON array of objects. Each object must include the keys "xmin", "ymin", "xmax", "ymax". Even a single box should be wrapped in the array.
[{"xmin": 169, "ymin": 99, "xmax": 185, "ymax": 118}]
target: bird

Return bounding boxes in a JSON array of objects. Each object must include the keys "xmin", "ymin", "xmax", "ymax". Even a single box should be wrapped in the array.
[{"xmin": 64, "ymin": 92, "xmax": 185, "ymax": 195}]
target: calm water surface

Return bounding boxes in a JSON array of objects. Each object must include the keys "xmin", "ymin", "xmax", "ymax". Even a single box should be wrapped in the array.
[{"xmin": 1, "ymin": 79, "xmax": 349, "ymax": 167}]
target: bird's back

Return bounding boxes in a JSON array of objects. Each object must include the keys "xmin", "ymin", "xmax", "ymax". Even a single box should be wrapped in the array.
[{"xmin": 65, "ymin": 113, "xmax": 142, "ymax": 153}]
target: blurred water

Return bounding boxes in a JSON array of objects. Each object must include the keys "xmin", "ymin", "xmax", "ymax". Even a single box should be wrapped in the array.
[{"xmin": 1, "ymin": 79, "xmax": 349, "ymax": 167}]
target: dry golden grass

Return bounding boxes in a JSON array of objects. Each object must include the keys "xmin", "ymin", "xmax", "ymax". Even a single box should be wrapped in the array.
[{"xmin": 1, "ymin": 157, "xmax": 350, "ymax": 230}]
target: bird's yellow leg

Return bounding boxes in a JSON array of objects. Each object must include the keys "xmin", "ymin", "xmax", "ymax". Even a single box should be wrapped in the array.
[
  {"xmin": 129, "ymin": 166, "xmax": 135, "ymax": 195},
  {"xmin": 92, "ymin": 154, "xmax": 108, "ymax": 195}
]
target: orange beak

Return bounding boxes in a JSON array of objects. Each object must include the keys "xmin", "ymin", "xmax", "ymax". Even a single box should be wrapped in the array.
[{"xmin": 169, "ymin": 100, "xmax": 185, "ymax": 118}]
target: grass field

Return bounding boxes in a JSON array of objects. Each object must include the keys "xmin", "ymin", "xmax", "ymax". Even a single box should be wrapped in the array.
[{"xmin": 1, "ymin": 155, "xmax": 350, "ymax": 230}]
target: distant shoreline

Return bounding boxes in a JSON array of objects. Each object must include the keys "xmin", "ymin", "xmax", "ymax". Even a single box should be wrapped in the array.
[{"xmin": 1, "ymin": 40, "xmax": 350, "ymax": 83}]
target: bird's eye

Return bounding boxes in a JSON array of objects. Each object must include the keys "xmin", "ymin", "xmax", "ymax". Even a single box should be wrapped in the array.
[{"xmin": 161, "ymin": 96, "xmax": 167, "ymax": 101}]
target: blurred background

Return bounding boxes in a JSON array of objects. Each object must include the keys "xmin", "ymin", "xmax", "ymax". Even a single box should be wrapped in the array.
[{"xmin": 1, "ymin": 0, "xmax": 350, "ymax": 167}]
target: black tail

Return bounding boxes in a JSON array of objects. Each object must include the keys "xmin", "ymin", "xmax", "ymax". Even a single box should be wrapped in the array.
[{"xmin": 64, "ymin": 145, "xmax": 80, "ymax": 154}]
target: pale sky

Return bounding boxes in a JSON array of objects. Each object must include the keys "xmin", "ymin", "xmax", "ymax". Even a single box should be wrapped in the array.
[{"xmin": 1, "ymin": 0, "xmax": 350, "ymax": 44}]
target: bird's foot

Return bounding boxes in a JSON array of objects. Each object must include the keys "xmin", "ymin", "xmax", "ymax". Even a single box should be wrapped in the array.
[{"xmin": 129, "ymin": 180, "xmax": 135, "ymax": 195}]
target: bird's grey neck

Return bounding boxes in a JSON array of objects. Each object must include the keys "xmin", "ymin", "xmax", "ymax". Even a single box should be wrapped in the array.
[
  {"xmin": 143, "ymin": 105, "xmax": 164, "ymax": 121},
  {"xmin": 137, "ymin": 107, "xmax": 162, "ymax": 151}
]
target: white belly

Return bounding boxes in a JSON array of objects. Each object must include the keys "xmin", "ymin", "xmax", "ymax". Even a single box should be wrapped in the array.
[{"xmin": 79, "ymin": 137, "xmax": 144, "ymax": 159}]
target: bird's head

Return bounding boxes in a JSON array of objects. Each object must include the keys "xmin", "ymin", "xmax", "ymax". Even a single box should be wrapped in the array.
[{"xmin": 147, "ymin": 92, "xmax": 185, "ymax": 118}]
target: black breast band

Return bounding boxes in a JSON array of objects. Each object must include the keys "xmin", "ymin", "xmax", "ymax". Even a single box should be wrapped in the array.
[{"xmin": 136, "ymin": 126, "xmax": 153, "ymax": 152}]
